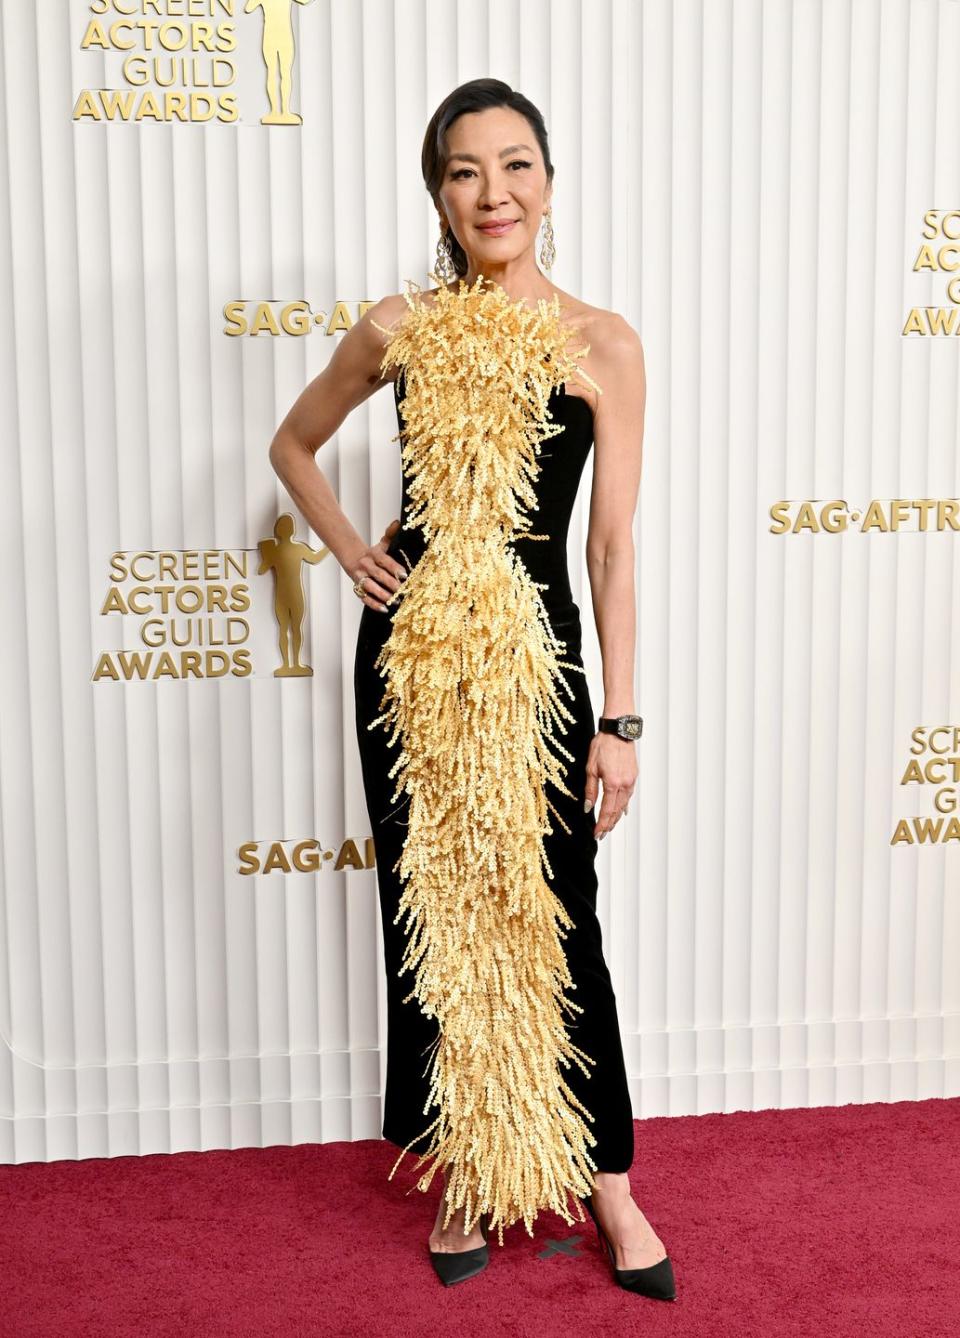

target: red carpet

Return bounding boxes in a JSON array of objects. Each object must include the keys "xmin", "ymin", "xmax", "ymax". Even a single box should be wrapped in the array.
[{"xmin": 1, "ymin": 1097, "xmax": 958, "ymax": 1337}]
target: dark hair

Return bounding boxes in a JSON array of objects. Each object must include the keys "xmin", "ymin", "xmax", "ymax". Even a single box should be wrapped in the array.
[{"xmin": 421, "ymin": 78, "xmax": 554, "ymax": 279}]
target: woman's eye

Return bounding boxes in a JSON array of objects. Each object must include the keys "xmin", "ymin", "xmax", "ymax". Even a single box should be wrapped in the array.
[{"xmin": 450, "ymin": 160, "xmax": 533, "ymax": 180}]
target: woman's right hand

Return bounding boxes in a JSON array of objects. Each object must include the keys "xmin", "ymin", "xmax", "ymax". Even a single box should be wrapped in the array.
[{"xmin": 349, "ymin": 517, "xmax": 408, "ymax": 612}]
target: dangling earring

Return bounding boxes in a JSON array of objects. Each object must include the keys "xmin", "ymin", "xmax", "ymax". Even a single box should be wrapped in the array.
[
  {"xmin": 539, "ymin": 206, "xmax": 556, "ymax": 271},
  {"xmin": 434, "ymin": 225, "xmax": 457, "ymax": 284}
]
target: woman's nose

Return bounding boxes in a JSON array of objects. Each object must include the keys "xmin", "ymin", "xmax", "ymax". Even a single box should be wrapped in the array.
[{"xmin": 477, "ymin": 176, "xmax": 510, "ymax": 209}]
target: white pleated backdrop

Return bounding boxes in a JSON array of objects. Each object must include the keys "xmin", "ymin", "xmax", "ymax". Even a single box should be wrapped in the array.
[{"xmin": 1, "ymin": 0, "xmax": 958, "ymax": 1164}]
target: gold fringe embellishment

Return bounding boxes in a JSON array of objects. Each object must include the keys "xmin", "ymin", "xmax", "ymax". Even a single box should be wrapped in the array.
[{"xmin": 369, "ymin": 272, "xmax": 604, "ymax": 1246}]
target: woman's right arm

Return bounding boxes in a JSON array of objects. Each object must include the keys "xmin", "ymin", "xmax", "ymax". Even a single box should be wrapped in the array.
[{"xmin": 268, "ymin": 294, "xmax": 409, "ymax": 612}]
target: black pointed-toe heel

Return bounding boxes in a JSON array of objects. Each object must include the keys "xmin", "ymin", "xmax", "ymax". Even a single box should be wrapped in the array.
[
  {"xmin": 581, "ymin": 1194, "xmax": 676, "ymax": 1301},
  {"xmin": 429, "ymin": 1211, "xmax": 490, "ymax": 1287}
]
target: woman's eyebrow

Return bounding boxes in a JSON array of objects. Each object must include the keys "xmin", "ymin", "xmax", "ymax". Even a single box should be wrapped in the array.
[{"xmin": 448, "ymin": 143, "xmax": 534, "ymax": 163}]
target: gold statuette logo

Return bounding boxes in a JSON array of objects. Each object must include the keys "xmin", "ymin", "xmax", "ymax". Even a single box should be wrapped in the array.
[
  {"xmin": 245, "ymin": 0, "xmax": 316, "ymax": 126},
  {"xmin": 257, "ymin": 513, "xmax": 328, "ymax": 676}
]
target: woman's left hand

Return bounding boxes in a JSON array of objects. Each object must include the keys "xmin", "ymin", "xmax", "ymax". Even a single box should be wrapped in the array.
[{"xmin": 583, "ymin": 733, "xmax": 638, "ymax": 839}]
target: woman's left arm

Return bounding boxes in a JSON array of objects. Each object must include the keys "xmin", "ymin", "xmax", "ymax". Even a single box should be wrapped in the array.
[{"xmin": 583, "ymin": 315, "xmax": 646, "ymax": 839}]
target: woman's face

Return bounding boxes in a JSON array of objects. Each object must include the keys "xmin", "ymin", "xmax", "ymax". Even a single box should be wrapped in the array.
[{"xmin": 437, "ymin": 106, "xmax": 551, "ymax": 269}]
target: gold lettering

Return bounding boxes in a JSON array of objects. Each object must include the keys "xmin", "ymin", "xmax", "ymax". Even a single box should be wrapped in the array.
[
  {"xmin": 237, "ymin": 843, "xmax": 259, "ymax": 875},
  {"xmin": 334, "ymin": 840, "xmax": 366, "ymax": 872},
  {"xmin": 292, "ymin": 841, "xmax": 321, "ymax": 873}
]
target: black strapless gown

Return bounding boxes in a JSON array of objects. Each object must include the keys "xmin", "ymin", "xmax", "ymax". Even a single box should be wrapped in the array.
[{"xmin": 353, "ymin": 371, "xmax": 635, "ymax": 1175}]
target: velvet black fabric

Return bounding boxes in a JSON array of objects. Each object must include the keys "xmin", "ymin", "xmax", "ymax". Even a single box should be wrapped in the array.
[{"xmin": 353, "ymin": 375, "xmax": 635, "ymax": 1174}]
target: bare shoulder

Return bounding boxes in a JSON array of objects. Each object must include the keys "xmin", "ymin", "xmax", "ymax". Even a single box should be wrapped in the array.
[
  {"xmin": 600, "ymin": 308, "xmax": 644, "ymax": 362},
  {"xmin": 366, "ymin": 290, "xmax": 416, "ymax": 326},
  {"xmin": 336, "ymin": 290, "xmax": 416, "ymax": 388},
  {"xmin": 355, "ymin": 282, "xmax": 461, "ymax": 381},
  {"xmin": 358, "ymin": 289, "xmax": 409, "ymax": 344},
  {"xmin": 592, "ymin": 311, "xmax": 645, "ymax": 435},
  {"xmin": 573, "ymin": 303, "xmax": 644, "ymax": 381},
  {"xmin": 374, "ymin": 281, "xmax": 458, "ymax": 318},
  {"xmin": 555, "ymin": 294, "xmax": 644, "ymax": 412}
]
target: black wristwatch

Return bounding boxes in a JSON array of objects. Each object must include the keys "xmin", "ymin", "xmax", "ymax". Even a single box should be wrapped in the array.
[{"xmin": 598, "ymin": 714, "xmax": 643, "ymax": 741}]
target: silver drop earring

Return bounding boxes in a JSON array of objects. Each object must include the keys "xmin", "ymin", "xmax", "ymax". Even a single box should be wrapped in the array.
[
  {"xmin": 435, "ymin": 226, "xmax": 457, "ymax": 284},
  {"xmin": 539, "ymin": 206, "xmax": 556, "ymax": 271}
]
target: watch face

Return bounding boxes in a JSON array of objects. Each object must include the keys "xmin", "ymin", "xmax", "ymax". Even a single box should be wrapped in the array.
[{"xmin": 618, "ymin": 717, "xmax": 642, "ymax": 740}]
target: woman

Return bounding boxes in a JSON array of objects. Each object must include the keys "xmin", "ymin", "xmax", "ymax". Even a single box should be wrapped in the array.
[{"xmin": 268, "ymin": 78, "xmax": 674, "ymax": 1300}]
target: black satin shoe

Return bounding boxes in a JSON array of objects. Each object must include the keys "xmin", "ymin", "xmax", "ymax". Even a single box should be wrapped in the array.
[
  {"xmin": 581, "ymin": 1194, "xmax": 676, "ymax": 1301},
  {"xmin": 429, "ymin": 1211, "xmax": 490, "ymax": 1287}
]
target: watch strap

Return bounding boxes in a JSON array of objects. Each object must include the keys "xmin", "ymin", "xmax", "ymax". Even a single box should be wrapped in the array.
[{"xmin": 598, "ymin": 714, "xmax": 643, "ymax": 740}]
